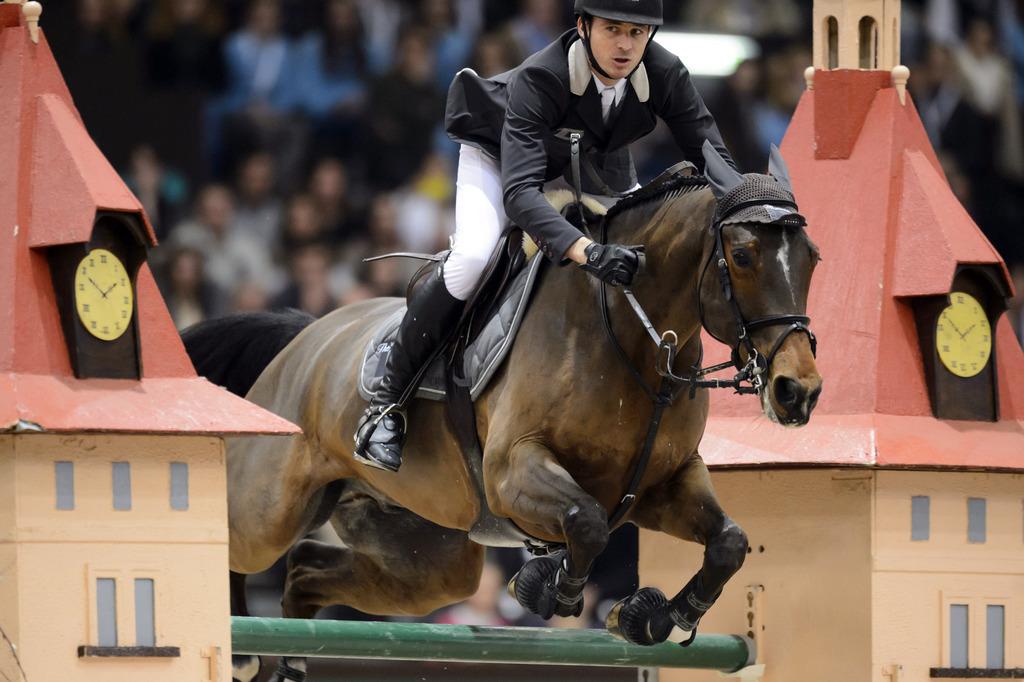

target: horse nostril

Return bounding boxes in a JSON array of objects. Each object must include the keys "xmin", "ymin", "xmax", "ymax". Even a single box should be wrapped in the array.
[
  {"xmin": 772, "ymin": 376, "xmax": 804, "ymax": 410},
  {"xmin": 807, "ymin": 385, "xmax": 822, "ymax": 412}
]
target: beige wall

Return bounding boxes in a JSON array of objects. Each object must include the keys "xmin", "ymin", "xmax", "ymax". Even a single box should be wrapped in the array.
[
  {"xmin": 1, "ymin": 434, "xmax": 231, "ymax": 681},
  {"xmin": 1, "ymin": 436, "xmax": 21, "ymax": 676},
  {"xmin": 873, "ymin": 471, "xmax": 1024, "ymax": 680},
  {"xmin": 641, "ymin": 469, "xmax": 875, "ymax": 682},
  {"xmin": 640, "ymin": 468, "xmax": 1024, "ymax": 682}
]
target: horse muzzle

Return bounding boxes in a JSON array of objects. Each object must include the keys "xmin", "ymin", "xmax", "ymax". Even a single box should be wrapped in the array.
[{"xmin": 765, "ymin": 373, "xmax": 822, "ymax": 426}]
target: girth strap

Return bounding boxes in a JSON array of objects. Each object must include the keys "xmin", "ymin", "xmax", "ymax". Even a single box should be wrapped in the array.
[{"xmin": 607, "ymin": 374, "xmax": 675, "ymax": 528}]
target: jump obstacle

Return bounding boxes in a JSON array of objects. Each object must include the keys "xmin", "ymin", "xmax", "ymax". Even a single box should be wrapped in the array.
[{"xmin": 231, "ymin": 617, "xmax": 755, "ymax": 672}]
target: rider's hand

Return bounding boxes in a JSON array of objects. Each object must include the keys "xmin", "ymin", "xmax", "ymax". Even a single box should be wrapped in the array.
[{"xmin": 579, "ymin": 242, "xmax": 645, "ymax": 287}]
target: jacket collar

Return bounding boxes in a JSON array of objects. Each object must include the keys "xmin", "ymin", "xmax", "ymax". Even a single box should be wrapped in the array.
[{"xmin": 568, "ymin": 38, "xmax": 650, "ymax": 103}]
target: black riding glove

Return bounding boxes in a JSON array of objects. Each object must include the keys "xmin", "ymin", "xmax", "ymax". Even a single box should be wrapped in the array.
[{"xmin": 579, "ymin": 242, "xmax": 645, "ymax": 287}]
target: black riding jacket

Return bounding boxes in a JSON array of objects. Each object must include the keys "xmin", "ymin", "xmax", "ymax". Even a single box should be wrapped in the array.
[{"xmin": 445, "ymin": 29, "xmax": 735, "ymax": 263}]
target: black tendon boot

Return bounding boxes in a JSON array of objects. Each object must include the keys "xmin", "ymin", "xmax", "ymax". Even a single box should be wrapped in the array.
[{"xmin": 353, "ymin": 265, "xmax": 464, "ymax": 471}]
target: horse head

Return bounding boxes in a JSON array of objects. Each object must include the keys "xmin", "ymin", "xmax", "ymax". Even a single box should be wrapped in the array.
[{"xmin": 698, "ymin": 141, "xmax": 822, "ymax": 426}]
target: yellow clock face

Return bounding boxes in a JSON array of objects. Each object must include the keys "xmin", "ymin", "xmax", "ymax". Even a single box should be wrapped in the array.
[
  {"xmin": 936, "ymin": 292, "xmax": 991, "ymax": 378},
  {"xmin": 74, "ymin": 248, "xmax": 133, "ymax": 341}
]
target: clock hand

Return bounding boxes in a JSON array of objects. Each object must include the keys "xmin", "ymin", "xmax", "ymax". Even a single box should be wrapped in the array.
[
  {"xmin": 944, "ymin": 317, "xmax": 964, "ymax": 337},
  {"xmin": 103, "ymin": 282, "xmax": 119, "ymax": 296},
  {"xmin": 959, "ymin": 324, "xmax": 976, "ymax": 339},
  {"xmin": 88, "ymin": 277, "xmax": 109, "ymax": 299}
]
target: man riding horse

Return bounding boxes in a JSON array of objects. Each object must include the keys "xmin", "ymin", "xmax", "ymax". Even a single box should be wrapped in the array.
[{"xmin": 355, "ymin": 0, "xmax": 738, "ymax": 472}]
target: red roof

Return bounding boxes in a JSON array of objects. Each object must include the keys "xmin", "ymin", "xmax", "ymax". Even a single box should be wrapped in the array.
[
  {"xmin": 0, "ymin": 8, "xmax": 297, "ymax": 436},
  {"xmin": 701, "ymin": 69, "xmax": 1024, "ymax": 471}
]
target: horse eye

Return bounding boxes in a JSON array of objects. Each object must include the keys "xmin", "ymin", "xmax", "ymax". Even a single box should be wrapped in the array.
[{"xmin": 731, "ymin": 249, "xmax": 752, "ymax": 268}]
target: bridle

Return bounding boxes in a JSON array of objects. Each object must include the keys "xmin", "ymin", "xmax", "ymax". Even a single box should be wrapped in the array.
[{"xmin": 694, "ymin": 196, "xmax": 818, "ymax": 395}]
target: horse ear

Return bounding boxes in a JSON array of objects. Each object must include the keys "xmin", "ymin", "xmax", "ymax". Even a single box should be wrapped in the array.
[
  {"xmin": 768, "ymin": 144, "xmax": 794, "ymax": 194},
  {"xmin": 702, "ymin": 140, "xmax": 744, "ymax": 200}
]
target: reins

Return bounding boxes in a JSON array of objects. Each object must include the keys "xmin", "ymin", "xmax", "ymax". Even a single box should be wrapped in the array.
[{"xmin": 569, "ymin": 159, "xmax": 817, "ymax": 529}]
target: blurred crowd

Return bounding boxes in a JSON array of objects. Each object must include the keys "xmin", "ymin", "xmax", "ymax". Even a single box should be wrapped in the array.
[
  {"xmin": 44, "ymin": 0, "xmax": 1024, "ymax": 342},
  {"xmin": 39, "ymin": 0, "xmax": 1024, "ymax": 624}
]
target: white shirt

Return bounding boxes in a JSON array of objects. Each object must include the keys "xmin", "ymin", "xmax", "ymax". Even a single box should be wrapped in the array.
[{"xmin": 592, "ymin": 74, "xmax": 628, "ymax": 124}]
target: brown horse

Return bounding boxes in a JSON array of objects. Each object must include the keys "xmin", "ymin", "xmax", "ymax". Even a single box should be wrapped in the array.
[{"xmin": 184, "ymin": 144, "xmax": 821, "ymax": 682}]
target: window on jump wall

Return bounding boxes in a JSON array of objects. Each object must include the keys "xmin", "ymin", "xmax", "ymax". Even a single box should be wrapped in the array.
[
  {"xmin": 55, "ymin": 461, "xmax": 74, "ymax": 510},
  {"xmin": 112, "ymin": 461, "xmax": 131, "ymax": 510},
  {"xmin": 170, "ymin": 462, "xmax": 189, "ymax": 510},
  {"xmin": 81, "ymin": 570, "xmax": 179, "ymax": 658},
  {"xmin": 911, "ymin": 496, "xmax": 930, "ymax": 541},
  {"xmin": 91, "ymin": 577, "xmax": 158, "ymax": 646},
  {"xmin": 943, "ymin": 598, "xmax": 1010, "ymax": 671}
]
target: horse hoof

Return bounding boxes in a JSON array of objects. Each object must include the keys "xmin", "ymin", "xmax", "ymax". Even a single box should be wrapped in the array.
[
  {"xmin": 605, "ymin": 587, "xmax": 671, "ymax": 646},
  {"xmin": 508, "ymin": 554, "xmax": 561, "ymax": 619},
  {"xmin": 269, "ymin": 656, "xmax": 308, "ymax": 682},
  {"xmin": 231, "ymin": 653, "xmax": 262, "ymax": 682}
]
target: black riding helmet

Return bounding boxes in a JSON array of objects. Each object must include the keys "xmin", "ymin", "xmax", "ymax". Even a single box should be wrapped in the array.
[
  {"xmin": 573, "ymin": 0, "xmax": 663, "ymax": 26},
  {"xmin": 573, "ymin": 0, "xmax": 663, "ymax": 79}
]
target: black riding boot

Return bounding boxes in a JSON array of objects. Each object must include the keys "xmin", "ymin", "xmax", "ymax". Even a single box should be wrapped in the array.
[{"xmin": 354, "ymin": 265, "xmax": 464, "ymax": 471}]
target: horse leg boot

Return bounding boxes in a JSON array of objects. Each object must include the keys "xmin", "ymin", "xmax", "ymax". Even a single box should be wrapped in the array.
[
  {"xmin": 609, "ymin": 454, "xmax": 748, "ymax": 646},
  {"xmin": 354, "ymin": 264, "xmax": 463, "ymax": 471},
  {"xmin": 496, "ymin": 440, "xmax": 609, "ymax": 619}
]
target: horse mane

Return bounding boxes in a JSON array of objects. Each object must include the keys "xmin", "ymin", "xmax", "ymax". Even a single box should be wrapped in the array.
[{"xmin": 603, "ymin": 173, "xmax": 710, "ymax": 230}]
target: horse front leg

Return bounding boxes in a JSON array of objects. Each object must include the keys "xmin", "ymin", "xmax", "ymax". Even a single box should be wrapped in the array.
[
  {"xmin": 611, "ymin": 453, "xmax": 748, "ymax": 646},
  {"xmin": 493, "ymin": 438, "xmax": 609, "ymax": 620}
]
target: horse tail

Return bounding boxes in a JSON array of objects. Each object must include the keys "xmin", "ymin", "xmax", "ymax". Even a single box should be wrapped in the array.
[{"xmin": 181, "ymin": 310, "xmax": 316, "ymax": 398}]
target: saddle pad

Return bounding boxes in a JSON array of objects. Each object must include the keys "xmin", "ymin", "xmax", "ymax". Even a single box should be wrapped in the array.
[{"xmin": 358, "ymin": 253, "xmax": 545, "ymax": 403}]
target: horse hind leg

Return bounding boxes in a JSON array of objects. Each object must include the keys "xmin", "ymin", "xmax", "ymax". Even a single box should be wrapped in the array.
[
  {"xmin": 612, "ymin": 453, "xmax": 748, "ymax": 646},
  {"xmin": 494, "ymin": 439, "xmax": 610, "ymax": 620},
  {"xmin": 268, "ymin": 492, "xmax": 485, "ymax": 682}
]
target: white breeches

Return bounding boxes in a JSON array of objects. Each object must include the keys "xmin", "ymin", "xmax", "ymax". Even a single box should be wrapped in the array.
[
  {"xmin": 445, "ymin": 144, "xmax": 506, "ymax": 301},
  {"xmin": 444, "ymin": 143, "xmax": 636, "ymax": 301}
]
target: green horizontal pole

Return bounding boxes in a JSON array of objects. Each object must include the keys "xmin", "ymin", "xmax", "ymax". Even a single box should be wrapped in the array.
[{"xmin": 231, "ymin": 617, "xmax": 754, "ymax": 672}]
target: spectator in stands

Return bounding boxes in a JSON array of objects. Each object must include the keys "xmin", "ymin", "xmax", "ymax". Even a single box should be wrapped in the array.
[
  {"xmin": 233, "ymin": 152, "xmax": 284, "ymax": 250},
  {"xmin": 279, "ymin": 194, "xmax": 328, "ymax": 263},
  {"xmin": 167, "ymin": 184, "xmax": 278, "ymax": 297},
  {"xmin": 954, "ymin": 18, "xmax": 1024, "ymax": 180},
  {"xmin": 356, "ymin": 0, "xmax": 405, "ymax": 74},
  {"xmin": 144, "ymin": 0, "xmax": 226, "ymax": 92},
  {"xmin": 221, "ymin": 0, "xmax": 291, "ymax": 115},
  {"xmin": 271, "ymin": 243, "xmax": 339, "ymax": 317},
  {"xmin": 999, "ymin": 0, "xmax": 1024, "ymax": 106},
  {"xmin": 469, "ymin": 30, "xmax": 524, "ymax": 77},
  {"xmin": 290, "ymin": 0, "xmax": 370, "ymax": 158},
  {"xmin": 123, "ymin": 145, "xmax": 189, "ymax": 240},
  {"xmin": 308, "ymin": 157, "xmax": 366, "ymax": 244},
  {"xmin": 357, "ymin": 194, "xmax": 420, "ymax": 297},
  {"xmin": 707, "ymin": 59, "xmax": 765, "ymax": 172},
  {"xmin": 419, "ymin": 0, "xmax": 478, "ymax": 89},
  {"xmin": 752, "ymin": 46, "xmax": 809, "ymax": 154},
  {"xmin": 508, "ymin": 0, "xmax": 564, "ymax": 57},
  {"xmin": 156, "ymin": 245, "xmax": 227, "ymax": 329},
  {"xmin": 913, "ymin": 43, "xmax": 964, "ymax": 148},
  {"xmin": 212, "ymin": 0, "xmax": 308, "ymax": 182},
  {"xmin": 364, "ymin": 28, "xmax": 445, "ymax": 190},
  {"xmin": 393, "ymin": 153, "xmax": 455, "ymax": 254},
  {"xmin": 231, "ymin": 280, "xmax": 272, "ymax": 314}
]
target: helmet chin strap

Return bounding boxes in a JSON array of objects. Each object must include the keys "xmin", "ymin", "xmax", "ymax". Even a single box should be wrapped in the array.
[{"xmin": 580, "ymin": 16, "xmax": 659, "ymax": 82}]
